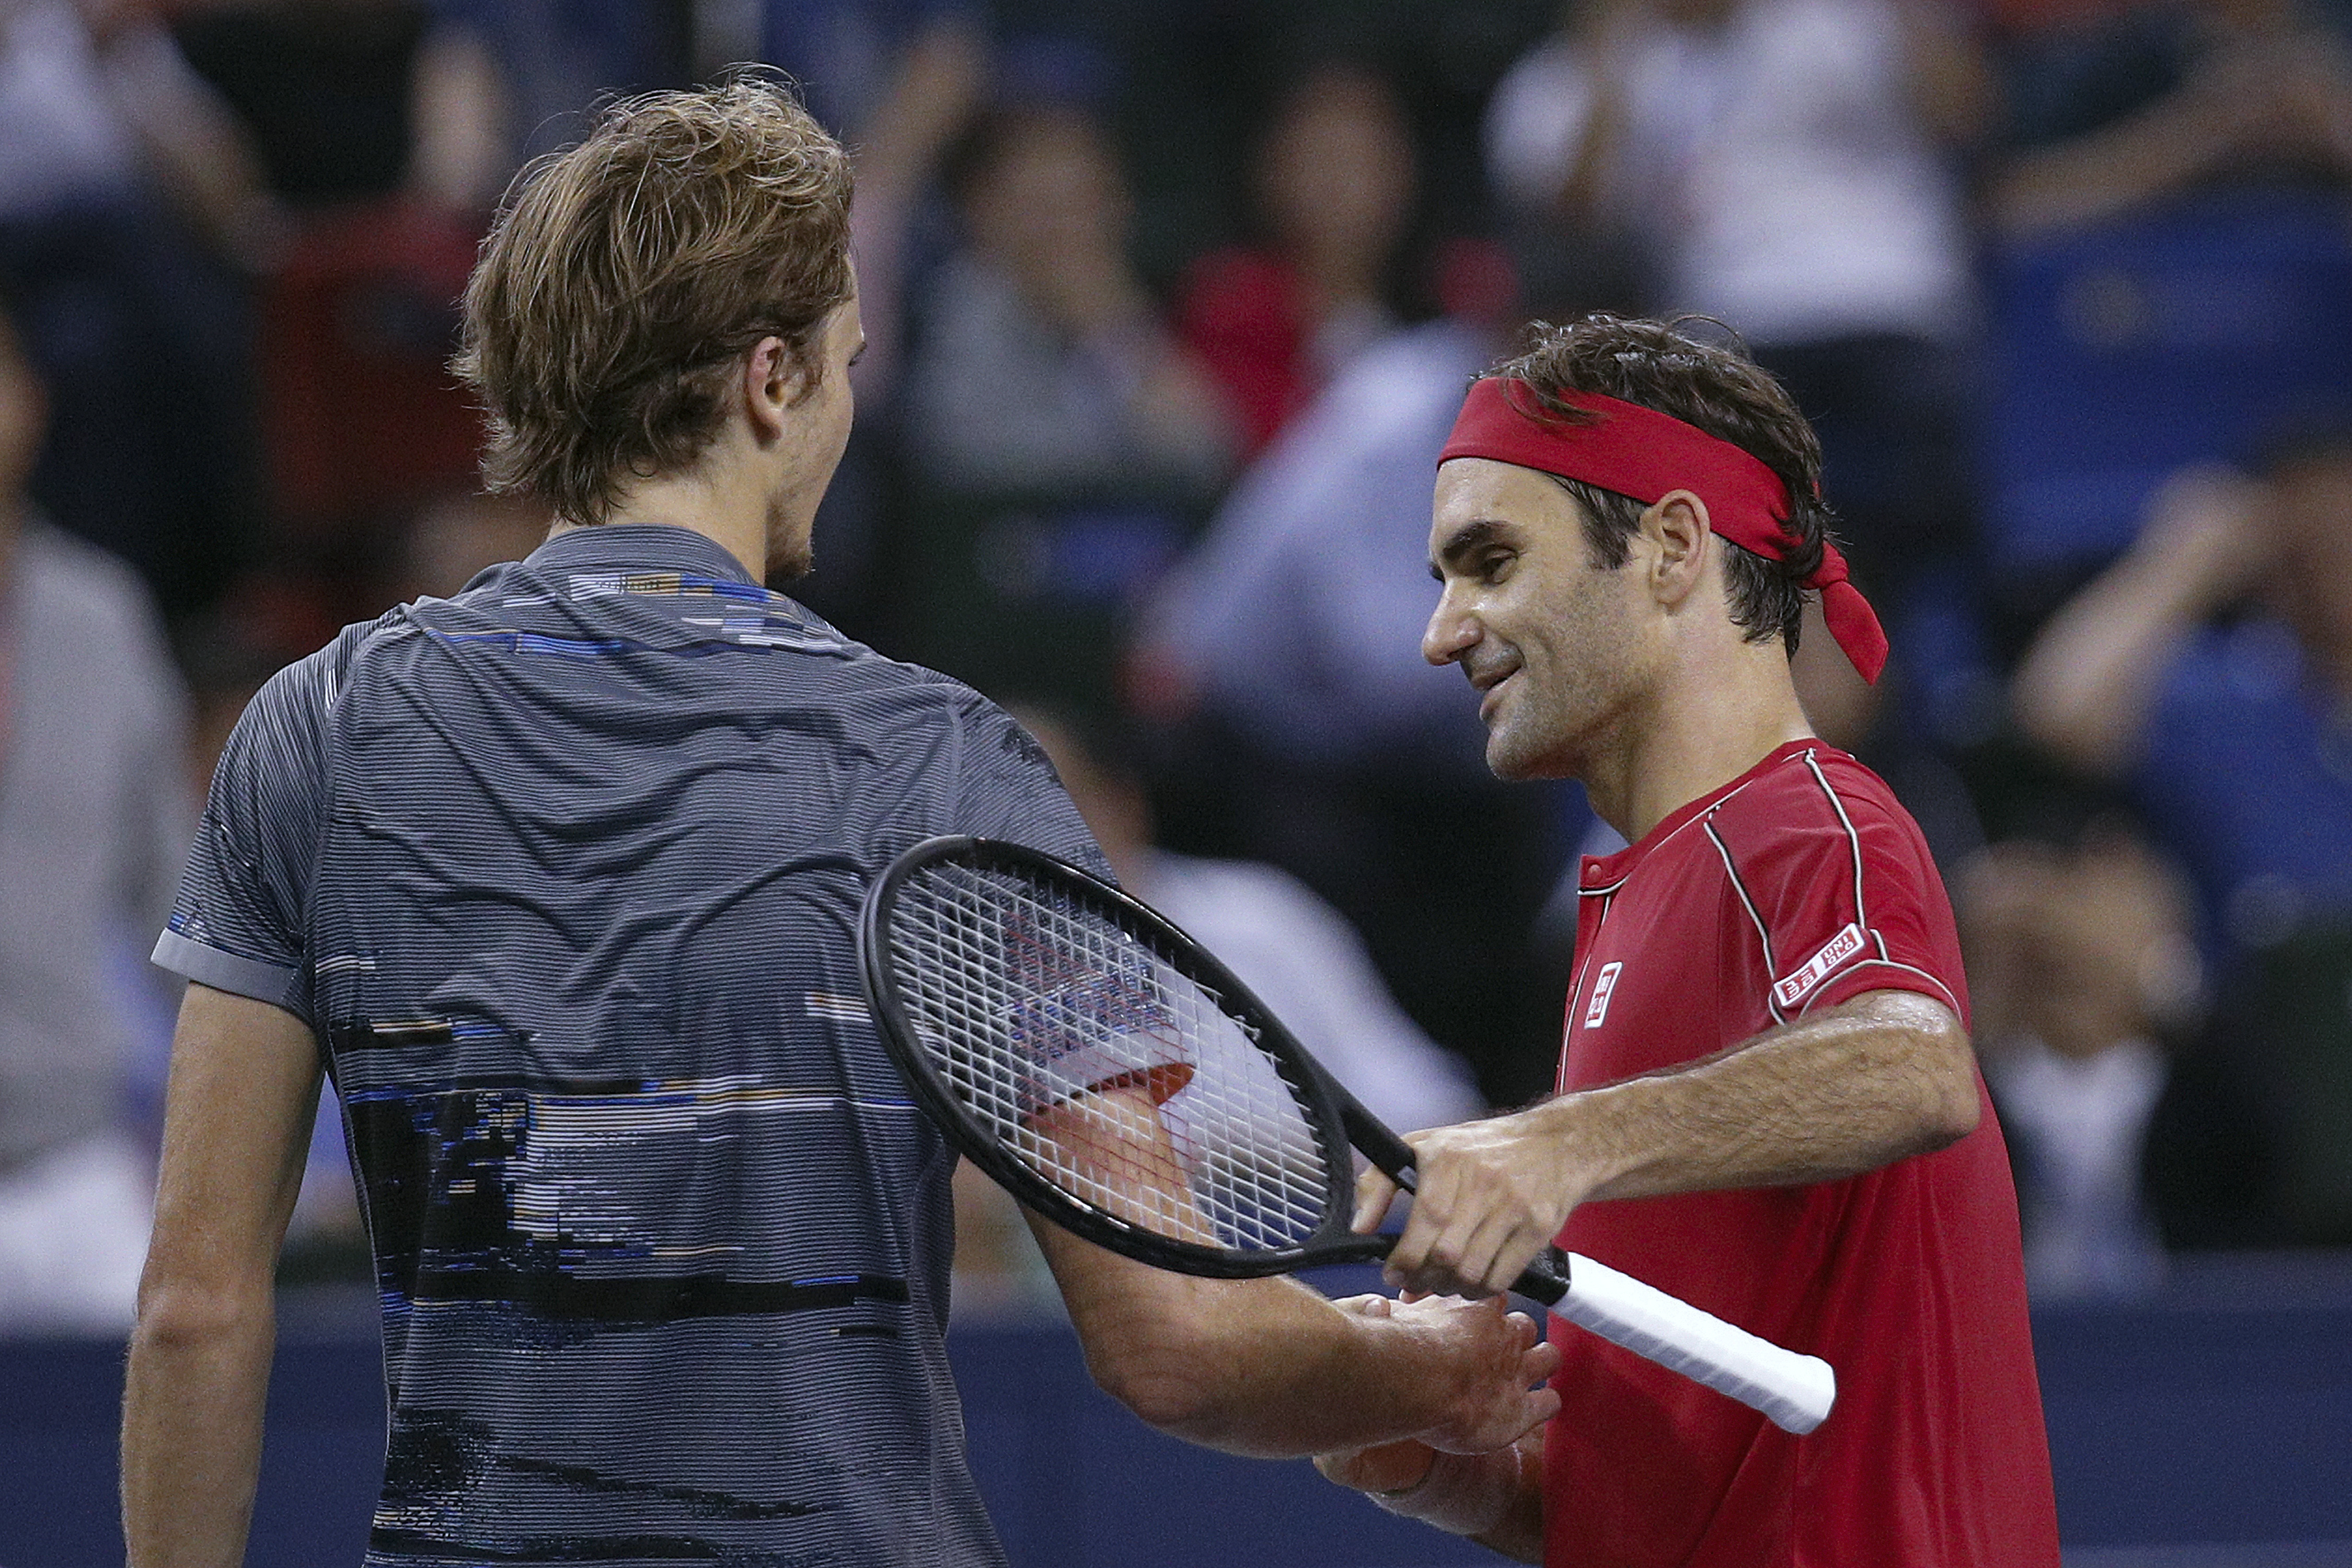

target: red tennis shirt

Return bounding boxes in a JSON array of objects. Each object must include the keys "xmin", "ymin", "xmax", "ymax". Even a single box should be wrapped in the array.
[{"xmin": 1544, "ymin": 740, "xmax": 2060, "ymax": 1567}]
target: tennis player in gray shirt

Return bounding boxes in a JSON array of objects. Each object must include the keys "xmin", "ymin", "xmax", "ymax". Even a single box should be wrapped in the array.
[{"xmin": 122, "ymin": 77, "xmax": 1557, "ymax": 1567}]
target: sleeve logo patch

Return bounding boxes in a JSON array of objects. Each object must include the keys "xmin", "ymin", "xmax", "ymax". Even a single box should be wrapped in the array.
[
  {"xmin": 1773, "ymin": 923, "xmax": 1867, "ymax": 1010},
  {"xmin": 1583, "ymin": 961, "xmax": 1625, "ymax": 1028}
]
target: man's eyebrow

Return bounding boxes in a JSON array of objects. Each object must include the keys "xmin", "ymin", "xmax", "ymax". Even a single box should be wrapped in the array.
[{"xmin": 1429, "ymin": 518, "xmax": 1512, "ymax": 581}]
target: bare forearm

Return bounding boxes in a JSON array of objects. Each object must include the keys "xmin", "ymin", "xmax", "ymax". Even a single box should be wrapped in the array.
[
  {"xmin": 1562, "ymin": 992, "xmax": 1979, "ymax": 1203},
  {"xmin": 2012, "ymin": 545, "xmax": 2212, "ymax": 776},
  {"xmin": 1989, "ymin": 93, "xmax": 2237, "ymax": 237},
  {"xmin": 1320, "ymin": 1432, "xmax": 1546, "ymax": 1563},
  {"xmin": 127, "ymin": 985, "xmax": 322, "ymax": 1566},
  {"xmin": 122, "ymin": 1291, "xmax": 276, "ymax": 1567},
  {"xmin": 1035, "ymin": 1214, "xmax": 1561, "ymax": 1459},
  {"xmin": 1470, "ymin": 1436, "xmax": 1547, "ymax": 1563},
  {"xmin": 1371, "ymin": 993, "xmax": 1977, "ymax": 1297},
  {"xmin": 1039, "ymin": 1232, "xmax": 1480, "ymax": 1456}
]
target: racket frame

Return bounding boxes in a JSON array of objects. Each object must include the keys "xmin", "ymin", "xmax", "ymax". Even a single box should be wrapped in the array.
[{"xmin": 860, "ymin": 834, "xmax": 1408, "ymax": 1280}]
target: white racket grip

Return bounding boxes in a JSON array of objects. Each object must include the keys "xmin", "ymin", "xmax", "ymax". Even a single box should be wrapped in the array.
[{"xmin": 1553, "ymin": 1252, "xmax": 1837, "ymax": 1435}]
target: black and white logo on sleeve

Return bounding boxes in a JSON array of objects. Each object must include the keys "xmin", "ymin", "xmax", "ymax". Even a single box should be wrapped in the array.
[{"xmin": 1772, "ymin": 923, "xmax": 1867, "ymax": 1011}]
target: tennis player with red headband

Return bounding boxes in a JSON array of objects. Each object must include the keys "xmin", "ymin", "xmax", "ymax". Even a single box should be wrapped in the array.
[{"xmin": 1321, "ymin": 316, "xmax": 2060, "ymax": 1566}]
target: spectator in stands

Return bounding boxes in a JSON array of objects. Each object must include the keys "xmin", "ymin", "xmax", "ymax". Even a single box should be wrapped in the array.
[
  {"xmin": 882, "ymin": 85, "xmax": 1233, "ymax": 721},
  {"xmin": 412, "ymin": 0, "xmax": 684, "ymax": 210},
  {"xmin": 0, "ymin": 0, "xmax": 267, "ymax": 621},
  {"xmin": 1483, "ymin": 0, "xmax": 1988, "ymax": 601},
  {"xmin": 1958, "ymin": 829, "xmax": 2199, "ymax": 1295},
  {"xmin": 0, "ymin": 313, "xmax": 192, "ymax": 1332},
  {"xmin": 904, "ymin": 98, "xmax": 1233, "ymax": 495},
  {"xmin": 1175, "ymin": 60, "xmax": 1417, "ymax": 458},
  {"xmin": 1017, "ymin": 705, "xmax": 1486, "ymax": 1136},
  {"xmin": 173, "ymin": 0, "xmax": 458, "ymax": 212},
  {"xmin": 1987, "ymin": 0, "xmax": 2352, "ymax": 237},
  {"xmin": 2014, "ymin": 438, "xmax": 2352, "ymax": 944},
  {"xmin": 2015, "ymin": 429, "xmax": 2352, "ymax": 1241}
]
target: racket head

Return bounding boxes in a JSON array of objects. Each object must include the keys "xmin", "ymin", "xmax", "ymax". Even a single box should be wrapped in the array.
[{"xmin": 859, "ymin": 835, "xmax": 1393, "ymax": 1279}]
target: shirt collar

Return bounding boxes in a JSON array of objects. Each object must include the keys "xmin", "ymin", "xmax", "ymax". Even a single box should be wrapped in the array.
[
  {"xmin": 523, "ymin": 524, "xmax": 760, "ymax": 586},
  {"xmin": 1581, "ymin": 737, "xmax": 1830, "ymax": 889}
]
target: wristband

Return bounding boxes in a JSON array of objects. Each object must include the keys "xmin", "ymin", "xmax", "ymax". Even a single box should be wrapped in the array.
[{"xmin": 1367, "ymin": 1447, "xmax": 1526, "ymax": 1537}]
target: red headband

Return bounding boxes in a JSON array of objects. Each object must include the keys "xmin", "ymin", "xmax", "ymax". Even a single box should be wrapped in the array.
[{"xmin": 1438, "ymin": 378, "xmax": 1887, "ymax": 683}]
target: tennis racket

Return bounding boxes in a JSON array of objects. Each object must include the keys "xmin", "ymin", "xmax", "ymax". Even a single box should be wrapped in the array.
[{"xmin": 858, "ymin": 835, "xmax": 1836, "ymax": 1435}]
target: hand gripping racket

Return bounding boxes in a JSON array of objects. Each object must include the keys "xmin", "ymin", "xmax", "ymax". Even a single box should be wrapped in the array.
[{"xmin": 858, "ymin": 835, "xmax": 1836, "ymax": 1435}]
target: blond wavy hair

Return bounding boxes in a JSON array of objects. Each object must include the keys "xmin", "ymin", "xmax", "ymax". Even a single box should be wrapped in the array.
[{"xmin": 454, "ymin": 76, "xmax": 855, "ymax": 526}]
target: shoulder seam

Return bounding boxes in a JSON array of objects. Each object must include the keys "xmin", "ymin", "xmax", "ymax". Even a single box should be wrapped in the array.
[
  {"xmin": 1798, "ymin": 748, "xmax": 1869, "ymax": 931},
  {"xmin": 1704, "ymin": 814, "xmax": 1788, "ymax": 1026}
]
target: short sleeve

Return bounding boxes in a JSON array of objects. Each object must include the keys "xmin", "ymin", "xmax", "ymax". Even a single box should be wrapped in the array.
[
  {"xmin": 152, "ymin": 652, "xmax": 337, "ymax": 1021},
  {"xmin": 946, "ymin": 695, "xmax": 1113, "ymax": 882},
  {"xmin": 1711, "ymin": 753, "xmax": 1968, "ymax": 1027}
]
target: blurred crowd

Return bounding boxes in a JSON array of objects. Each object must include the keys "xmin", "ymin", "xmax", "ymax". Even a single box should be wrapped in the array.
[{"xmin": 2, "ymin": 0, "xmax": 2350, "ymax": 1330}]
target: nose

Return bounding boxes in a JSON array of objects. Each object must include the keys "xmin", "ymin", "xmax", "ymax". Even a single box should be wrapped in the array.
[{"xmin": 1423, "ymin": 586, "xmax": 1478, "ymax": 668}]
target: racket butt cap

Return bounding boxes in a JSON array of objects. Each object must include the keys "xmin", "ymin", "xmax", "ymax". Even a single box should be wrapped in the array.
[{"xmin": 1770, "ymin": 1355, "xmax": 1837, "ymax": 1436}]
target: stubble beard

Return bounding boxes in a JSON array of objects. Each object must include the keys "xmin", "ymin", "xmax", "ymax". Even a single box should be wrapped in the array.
[
  {"xmin": 1482, "ymin": 670, "xmax": 1604, "ymax": 784},
  {"xmin": 769, "ymin": 536, "xmax": 815, "ymax": 584},
  {"xmin": 765, "ymin": 498, "xmax": 817, "ymax": 584}
]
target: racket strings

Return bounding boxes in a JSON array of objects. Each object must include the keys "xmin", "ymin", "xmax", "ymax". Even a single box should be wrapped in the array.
[{"xmin": 888, "ymin": 862, "xmax": 1334, "ymax": 1253}]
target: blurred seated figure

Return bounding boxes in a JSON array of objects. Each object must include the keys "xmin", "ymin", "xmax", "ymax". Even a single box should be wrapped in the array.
[
  {"xmin": 0, "ymin": 315, "xmax": 191, "ymax": 1333},
  {"xmin": 0, "ymin": 0, "xmax": 267, "ymax": 622},
  {"xmin": 904, "ymin": 98, "xmax": 1233, "ymax": 496},
  {"xmin": 2016, "ymin": 427, "xmax": 2352, "ymax": 1240},
  {"xmin": 1484, "ymin": 0, "xmax": 1987, "ymax": 602},
  {"xmin": 1174, "ymin": 60, "xmax": 1416, "ymax": 458},
  {"xmin": 168, "ymin": 0, "xmax": 505, "ymax": 632},
  {"xmin": 887, "ymin": 88, "xmax": 1232, "ymax": 720},
  {"xmin": 1017, "ymin": 706, "xmax": 1485, "ymax": 1137},
  {"xmin": 409, "ymin": 0, "xmax": 685, "ymax": 212},
  {"xmin": 1958, "ymin": 830, "xmax": 2199, "ymax": 1296},
  {"xmin": 1137, "ymin": 317, "xmax": 1493, "ymax": 775},
  {"xmin": 1987, "ymin": 0, "xmax": 2352, "ymax": 238},
  {"xmin": 2015, "ymin": 431, "xmax": 2352, "ymax": 946}
]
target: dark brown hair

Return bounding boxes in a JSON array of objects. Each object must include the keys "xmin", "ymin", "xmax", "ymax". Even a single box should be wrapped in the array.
[
  {"xmin": 1481, "ymin": 314, "xmax": 1837, "ymax": 654},
  {"xmin": 454, "ymin": 76, "xmax": 855, "ymax": 525}
]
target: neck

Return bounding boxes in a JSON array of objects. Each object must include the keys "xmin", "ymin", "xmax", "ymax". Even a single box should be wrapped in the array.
[
  {"xmin": 595, "ymin": 433, "xmax": 779, "ymax": 580},
  {"xmin": 1581, "ymin": 641, "xmax": 1814, "ymax": 843}
]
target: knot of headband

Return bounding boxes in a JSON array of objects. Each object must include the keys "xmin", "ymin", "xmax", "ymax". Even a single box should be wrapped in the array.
[{"xmin": 1438, "ymin": 377, "xmax": 1888, "ymax": 684}]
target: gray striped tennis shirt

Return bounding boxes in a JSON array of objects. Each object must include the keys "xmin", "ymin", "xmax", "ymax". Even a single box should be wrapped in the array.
[{"xmin": 157, "ymin": 524, "xmax": 1106, "ymax": 1566}]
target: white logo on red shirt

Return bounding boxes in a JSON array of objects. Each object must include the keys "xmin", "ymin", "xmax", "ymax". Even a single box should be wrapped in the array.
[
  {"xmin": 1584, "ymin": 961, "xmax": 1624, "ymax": 1028},
  {"xmin": 1773, "ymin": 922, "xmax": 1867, "ymax": 1010}
]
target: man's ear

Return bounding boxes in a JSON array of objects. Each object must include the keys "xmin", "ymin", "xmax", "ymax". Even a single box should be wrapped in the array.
[
  {"xmin": 1641, "ymin": 490, "xmax": 1712, "ymax": 608},
  {"xmin": 741, "ymin": 335, "xmax": 806, "ymax": 441}
]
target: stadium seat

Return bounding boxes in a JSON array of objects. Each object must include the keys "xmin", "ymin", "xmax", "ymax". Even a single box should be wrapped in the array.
[{"xmin": 1982, "ymin": 188, "xmax": 2352, "ymax": 572}]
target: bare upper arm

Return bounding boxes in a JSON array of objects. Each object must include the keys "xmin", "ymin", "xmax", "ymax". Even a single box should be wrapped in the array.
[
  {"xmin": 144, "ymin": 983, "xmax": 326, "ymax": 1301},
  {"xmin": 1814, "ymin": 988, "xmax": 1980, "ymax": 1143}
]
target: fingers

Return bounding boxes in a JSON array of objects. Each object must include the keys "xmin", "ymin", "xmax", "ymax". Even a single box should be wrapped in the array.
[
  {"xmin": 1352, "ymin": 1163, "xmax": 1401, "ymax": 1235},
  {"xmin": 1315, "ymin": 1438, "xmax": 1439, "ymax": 1494},
  {"xmin": 1452, "ymin": 1207, "xmax": 1559, "ymax": 1300},
  {"xmin": 1375, "ymin": 1111, "xmax": 1590, "ymax": 1297},
  {"xmin": 1386, "ymin": 1190, "xmax": 1530, "ymax": 1298},
  {"xmin": 1419, "ymin": 1298, "xmax": 1567, "ymax": 1454}
]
